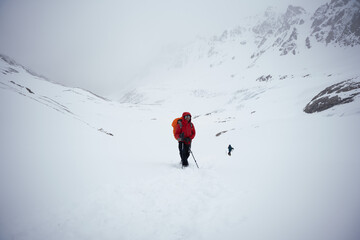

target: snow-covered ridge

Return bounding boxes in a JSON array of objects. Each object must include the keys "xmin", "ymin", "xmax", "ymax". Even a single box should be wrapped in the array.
[
  {"xmin": 118, "ymin": 2, "xmax": 360, "ymax": 117},
  {"xmin": 0, "ymin": 54, "xmax": 114, "ymax": 136},
  {"xmin": 0, "ymin": 54, "xmax": 50, "ymax": 81},
  {"xmin": 168, "ymin": 0, "xmax": 360, "ymax": 70}
]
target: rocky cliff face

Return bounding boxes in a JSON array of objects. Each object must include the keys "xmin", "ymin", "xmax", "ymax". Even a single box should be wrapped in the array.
[
  {"xmin": 311, "ymin": 0, "xmax": 360, "ymax": 46},
  {"xmin": 172, "ymin": 0, "xmax": 360, "ymax": 69},
  {"xmin": 252, "ymin": 5, "xmax": 307, "ymax": 56},
  {"xmin": 210, "ymin": 0, "xmax": 360, "ymax": 60},
  {"xmin": 250, "ymin": 0, "xmax": 360, "ymax": 57}
]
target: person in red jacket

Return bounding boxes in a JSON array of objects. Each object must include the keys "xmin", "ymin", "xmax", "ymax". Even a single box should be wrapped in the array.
[{"xmin": 174, "ymin": 112, "xmax": 196, "ymax": 167}]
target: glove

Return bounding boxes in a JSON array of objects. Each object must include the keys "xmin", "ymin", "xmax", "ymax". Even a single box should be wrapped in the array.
[
  {"xmin": 177, "ymin": 133, "xmax": 185, "ymax": 142},
  {"xmin": 184, "ymin": 137, "xmax": 191, "ymax": 143}
]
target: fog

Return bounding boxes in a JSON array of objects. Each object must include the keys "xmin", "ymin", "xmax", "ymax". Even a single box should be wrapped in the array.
[{"xmin": 0, "ymin": 0, "xmax": 328, "ymax": 96}]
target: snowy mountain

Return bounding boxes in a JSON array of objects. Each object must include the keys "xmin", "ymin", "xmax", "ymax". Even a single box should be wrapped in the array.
[
  {"xmin": 170, "ymin": 0, "xmax": 360, "ymax": 65},
  {"xmin": 1, "ymin": 0, "xmax": 360, "ymax": 239},
  {"xmin": 311, "ymin": 0, "xmax": 360, "ymax": 46},
  {"xmin": 120, "ymin": 0, "xmax": 360, "ymax": 115}
]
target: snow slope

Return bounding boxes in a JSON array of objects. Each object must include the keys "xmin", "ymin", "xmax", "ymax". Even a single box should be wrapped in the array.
[
  {"xmin": 1, "ymin": 1, "xmax": 360, "ymax": 239},
  {"xmin": 1, "ymin": 52, "xmax": 360, "ymax": 240}
]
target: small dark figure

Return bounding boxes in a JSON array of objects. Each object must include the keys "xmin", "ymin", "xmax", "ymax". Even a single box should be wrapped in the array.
[{"xmin": 228, "ymin": 144, "xmax": 234, "ymax": 156}]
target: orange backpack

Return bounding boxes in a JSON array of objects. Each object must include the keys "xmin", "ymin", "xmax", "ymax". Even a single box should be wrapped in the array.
[{"xmin": 172, "ymin": 117, "xmax": 182, "ymax": 139}]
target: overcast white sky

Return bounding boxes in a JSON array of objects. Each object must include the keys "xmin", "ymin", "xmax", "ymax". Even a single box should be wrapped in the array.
[{"xmin": 0, "ymin": 0, "xmax": 329, "ymax": 96}]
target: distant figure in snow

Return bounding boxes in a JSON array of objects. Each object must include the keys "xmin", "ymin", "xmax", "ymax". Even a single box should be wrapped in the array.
[
  {"xmin": 228, "ymin": 144, "xmax": 234, "ymax": 156},
  {"xmin": 173, "ymin": 112, "xmax": 196, "ymax": 167}
]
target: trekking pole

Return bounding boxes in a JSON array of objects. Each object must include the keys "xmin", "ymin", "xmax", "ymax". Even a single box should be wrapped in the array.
[{"xmin": 189, "ymin": 149, "xmax": 199, "ymax": 169}]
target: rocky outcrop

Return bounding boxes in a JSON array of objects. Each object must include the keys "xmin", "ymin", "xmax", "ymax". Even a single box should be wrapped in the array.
[
  {"xmin": 256, "ymin": 75, "xmax": 273, "ymax": 82},
  {"xmin": 279, "ymin": 27, "xmax": 298, "ymax": 55},
  {"xmin": 311, "ymin": 0, "xmax": 360, "ymax": 46},
  {"xmin": 252, "ymin": 6, "xmax": 306, "ymax": 55},
  {"xmin": 304, "ymin": 78, "xmax": 360, "ymax": 113}
]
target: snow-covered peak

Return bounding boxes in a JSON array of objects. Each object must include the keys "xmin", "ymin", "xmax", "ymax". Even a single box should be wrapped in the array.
[
  {"xmin": 311, "ymin": 0, "xmax": 360, "ymax": 46},
  {"xmin": 117, "ymin": 1, "xmax": 360, "ymax": 118},
  {"xmin": 0, "ymin": 54, "xmax": 50, "ymax": 81},
  {"xmin": 253, "ymin": 5, "xmax": 307, "ymax": 36}
]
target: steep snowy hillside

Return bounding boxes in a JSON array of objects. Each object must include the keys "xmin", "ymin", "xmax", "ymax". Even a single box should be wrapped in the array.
[
  {"xmin": 1, "ymin": 1, "xmax": 360, "ymax": 239},
  {"xmin": 1, "ymin": 51, "xmax": 360, "ymax": 240},
  {"xmin": 0, "ymin": 54, "xmax": 177, "ymax": 239},
  {"xmin": 0, "ymin": 54, "xmax": 115, "ymax": 136}
]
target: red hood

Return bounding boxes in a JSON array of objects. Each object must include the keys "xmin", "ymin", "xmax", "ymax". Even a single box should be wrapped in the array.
[
  {"xmin": 182, "ymin": 112, "xmax": 192, "ymax": 122},
  {"xmin": 182, "ymin": 112, "xmax": 191, "ymax": 117}
]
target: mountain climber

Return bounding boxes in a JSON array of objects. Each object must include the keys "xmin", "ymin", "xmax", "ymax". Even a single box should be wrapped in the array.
[
  {"xmin": 174, "ymin": 112, "xmax": 196, "ymax": 167},
  {"xmin": 228, "ymin": 144, "xmax": 234, "ymax": 156}
]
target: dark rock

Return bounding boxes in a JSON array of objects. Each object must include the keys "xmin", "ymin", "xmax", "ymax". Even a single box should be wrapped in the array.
[
  {"xmin": 256, "ymin": 75, "xmax": 273, "ymax": 82},
  {"xmin": 98, "ymin": 128, "xmax": 114, "ymax": 136},
  {"xmin": 306, "ymin": 37, "xmax": 312, "ymax": 48},
  {"xmin": 280, "ymin": 27, "xmax": 298, "ymax": 55},
  {"xmin": 304, "ymin": 79, "xmax": 360, "ymax": 113},
  {"xmin": 26, "ymin": 88, "xmax": 34, "ymax": 94}
]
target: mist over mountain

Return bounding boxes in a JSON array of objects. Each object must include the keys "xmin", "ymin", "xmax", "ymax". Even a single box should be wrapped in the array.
[
  {"xmin": 1, "ymin": 1, "xmax": 360, "ymax": 240},
  {"xmin": 167, "ymin": 0, "xmax": 360, "ymax": 69},
  {"xmin": 118, "ymin": 0, "xmax": 360, "ymax": 115}
]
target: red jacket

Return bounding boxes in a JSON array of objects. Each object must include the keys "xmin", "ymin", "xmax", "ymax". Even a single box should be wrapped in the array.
[{"xmin": 175, "ymin": 112, "xmax": 196, "ymax": 144}]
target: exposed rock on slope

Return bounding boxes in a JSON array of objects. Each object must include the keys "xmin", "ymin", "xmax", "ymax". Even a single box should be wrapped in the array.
[
  {"xmin": 311, "ymin": 0, "xmax": 360, "ymax": 46},
  {"xmin": 304, "ymin": 78, "xmax": 360, "ymax": 113}
]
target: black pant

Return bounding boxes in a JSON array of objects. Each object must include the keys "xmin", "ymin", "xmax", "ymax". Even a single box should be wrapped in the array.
[{"xmin": 178, "ymin": 142, "xmax": 190, "ymax": 166}]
